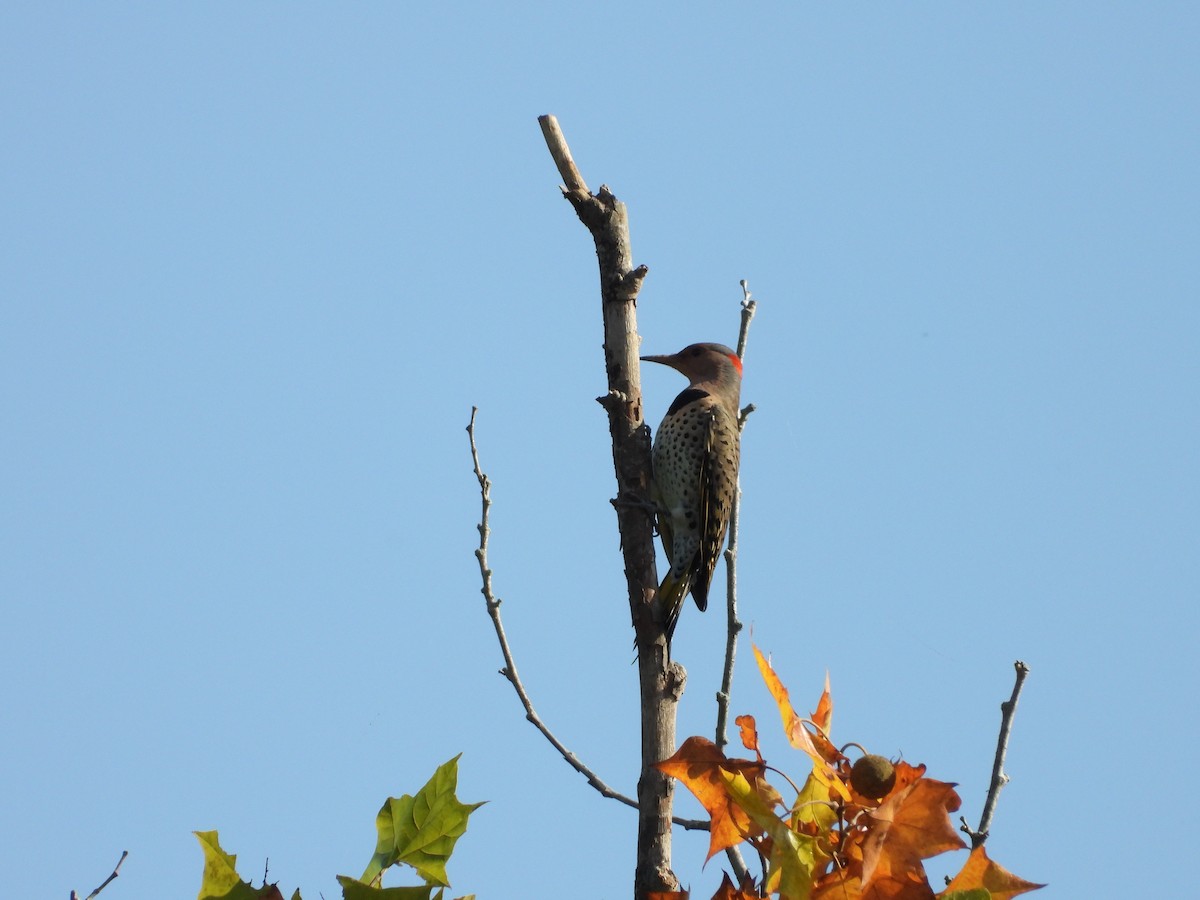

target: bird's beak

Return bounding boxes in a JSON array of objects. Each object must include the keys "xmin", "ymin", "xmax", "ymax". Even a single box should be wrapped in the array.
[{"xmin": 640, "ymin": 353, "xmax": 676, "ymax": 367}]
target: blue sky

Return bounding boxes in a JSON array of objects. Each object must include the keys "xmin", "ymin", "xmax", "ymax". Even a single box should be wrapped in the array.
[{"xmin": 3, "ymin": 4, "xmax": 1197, "ymax": 898}]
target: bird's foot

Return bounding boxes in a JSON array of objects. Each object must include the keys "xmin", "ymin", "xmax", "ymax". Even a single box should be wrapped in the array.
[{"xmin": 610, "ymin": 492, "xmax": 660, "ymax": 526}]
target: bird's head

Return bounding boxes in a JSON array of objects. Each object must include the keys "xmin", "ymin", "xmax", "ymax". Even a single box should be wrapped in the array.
[{"xmin": 641, "ymin": 342, "xmax": 743, "ymax": 389}]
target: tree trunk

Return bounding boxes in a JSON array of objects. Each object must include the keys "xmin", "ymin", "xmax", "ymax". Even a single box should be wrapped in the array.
[{"xmin": 538, "ymin": 115, "xmax": 679, "ymax": 898}]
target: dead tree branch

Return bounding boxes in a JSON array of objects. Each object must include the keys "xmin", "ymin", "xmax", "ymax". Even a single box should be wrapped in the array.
[{"xmin": 961, "ymin": 660, "xmax": 1030, "ymax": 847}]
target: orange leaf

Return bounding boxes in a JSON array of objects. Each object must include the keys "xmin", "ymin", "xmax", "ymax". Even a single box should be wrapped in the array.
[
  {"xmin": 813, "ymin": 869, "xmax": 862, "ymax": 900},
  {"xmin": 808, "ymin": 672, "xmax": 840, "ymax": 763},
  {"xmin": 811, "ymin": 672, "xmax": 833, "ymax": 733},
  {"xmin": 711, "ymin": 871, "xmax": 760, "ymax": 900},
  {"xmin": 890, "ymin": 762, "xmax": 926, "ymax": 794},
  {"xmin": 941, "ymin": 845, "xmax": 1045, "ymax": 899},
  {"xmin": 735, "ymin": 715, "xmax": 762, "ymax": 760},
  {"xmin": 753, "ymin": 647, "xmax": 850, "ymax": 802},
  {"xmin": 647, "ymin": 892, "xmax": 689, "ymax": 900},
  {"xmin": 754, "ymin": 646, "xmax": 817, "ymax": 756},
  {"xmin": 655, "ymin": 737, "xmax": 774, "ymax": 859},
  {"xmin": 861, "ymin": 778, "xmax": 966, "ymax": 892}
]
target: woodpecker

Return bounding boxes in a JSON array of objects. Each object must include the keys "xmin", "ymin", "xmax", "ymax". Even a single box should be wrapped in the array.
[{"xmin": 641, "ymin": 342, "xmax": 743, "ymax": 643}]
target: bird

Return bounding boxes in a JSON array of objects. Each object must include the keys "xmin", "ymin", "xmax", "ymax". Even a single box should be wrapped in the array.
[{"xmin": 641, "ymin": 342, "xmax": 743, "ymax": 644}]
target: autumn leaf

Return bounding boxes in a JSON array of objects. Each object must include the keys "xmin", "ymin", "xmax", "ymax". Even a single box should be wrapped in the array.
[
  {"xmin": 811, "ymin": 673, "xmax": 833, "ymax": 734},
  {"xmin": 812, "ymin": 868, "xmax": 869, "ymax": 900},
  {"xmin": 755, "ymin": 646, "xmax": 818, "ymax": 756},
  {"xmin": 753, "ymin": 647, "xmax": 850, "ymax": 802},
  {"xmin": 860, "ymin": 778, "xmax": 966, "ymax": 893},
  {"xmin": 711, "ymin": 871, "xmax": 760, "ymax": 900},
  {"xmin": 808, "ymin": 673, "xmax": 839, "ymax": 764},
  {"xmin": 940, "ymin": 845, "xmax": 1045, "ymax": 899},
  {"xmin": 889, "ymin": 762, "xmax": 926, "ymax": 796},
  {"xmin": 722, "ymin": 768, "xmax": 821, "ymax": 900},
  {"xmin": 656, "ymin": 737, "xmax": 775, "ymax": 859},
  {"xmin": 646, "ymin": 892, "xmax": 689, "ymax": 900},
  {"xmin": 791, "ymin": 768, "xmax": 839, "ymax": 836},
  {"xmin": 736, "ymin": 714, "xmax": 763, "ymax": 760}
]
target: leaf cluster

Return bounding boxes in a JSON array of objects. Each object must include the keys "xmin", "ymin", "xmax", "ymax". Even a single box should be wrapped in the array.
[
  {"xmin": 195, "ymin": 756, "xmax": 482, "ymax": 900},
  {"xmin": 655, "ymin": 648, "xmax": 1043, "ymax": 900}
]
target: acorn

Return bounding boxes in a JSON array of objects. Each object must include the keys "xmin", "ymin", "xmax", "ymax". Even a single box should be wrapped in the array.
[{"xmin": 850, "ymin": 754, "xmax": 896, "ymax": 799}]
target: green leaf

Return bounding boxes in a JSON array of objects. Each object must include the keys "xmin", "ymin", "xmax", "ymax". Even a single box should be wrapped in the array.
[
  {"xmin": 337, "ymin": 875, "xmax": 434, "ymax": 899},
  {"xmin": 791, "ymin": 769, "xmax": 838, "ymax": 833},
  {"xmin": 721, "ymin": 769, "xmax": 819, "ymax": 900},
  {"xmin": 360, "ymin": 755, "xmax": 485, "ymax": 888},
  {"xmin": 196, "ymin": 831, "xmax": 241, "ymax": 898},
  {"xmin": 939, "ymin": 891, "xmax": 991, "ymax": 900},
  {"xmin": 194, "ymin": 831, "xmax": 286, "ymax": 900}
]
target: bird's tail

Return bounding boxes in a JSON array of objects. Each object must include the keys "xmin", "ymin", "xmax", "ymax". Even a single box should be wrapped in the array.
[{"xmin": 658, "ymin": 568, "xmax": 692, "ymax": 644}]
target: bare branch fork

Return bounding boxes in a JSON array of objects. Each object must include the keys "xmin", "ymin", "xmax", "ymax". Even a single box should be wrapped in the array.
[
  {"xmin": 466, "ymin": 408, "xmax": 708, "ymax": 832},
  {"xmin": 71, "ymin": 850, "xmax": 128, "ymax": 900},
  {"xmin": 961, "ymin": 660, "xmax": 1031, "ymax": 847},
  {"xmin": 467, "ymin": 409, "xmax": 637, "ymax": 807}
]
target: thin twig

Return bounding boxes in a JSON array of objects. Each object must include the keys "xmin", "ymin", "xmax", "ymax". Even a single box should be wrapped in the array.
[
  {"xmin": 961, "ymin": 661, "xmax": 1030, "ymax": 847},
  {"xmin": 713, "ymin": 281, "xmax": 759, "ymax": 885},
  {"xmin": 72, "ymin": 850, "xmax": 128, "ymax": 900},
  {"xmin": 734, "ymin": 280, "xmax": 758, "ymax": 359},
  {"xmin": 467, "ymin": 408, "xmax": 708, "ymax": 831},
  {"xmin": 715, "ymin": 280, "xmax": 759, "ymax": 751}
]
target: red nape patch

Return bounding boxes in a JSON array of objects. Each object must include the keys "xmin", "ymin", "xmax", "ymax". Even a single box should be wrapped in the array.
[{"xmin": 728, "ymin": 353, "xmax": 743, "ymax": 375}]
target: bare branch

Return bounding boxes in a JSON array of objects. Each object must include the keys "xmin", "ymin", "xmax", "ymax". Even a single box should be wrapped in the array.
[
  {"xmin": 467, "ymin": 408, "xmax": 630, "ymax": 801},
  {"xmin": 713, "ymin": 282, "xmax": 760, "ymax": 885},
  {"xmin": 714, "ymin": 280, "xmax": 759, "ymax": 752},
  {"xmin": 467, "ymin": 409, "xmax": 710, "ymax": 836},
  {"xmin": 961, "ymin": 661, "xmax": 1031, "ymax": 847},
  {"xmin": 72, "ymin": 850, "xmax": 128, "ymax": 900},
  {"xmin": 735, "ymin": 279, "xmax": 758, "ymax": 358},
  {"xmin": 710, "ymin": 282, "xmax": 758, "ymax": 753},
  {"xmin": 538, "ymin": 115, "xmax": 588, "ymax": 194}
]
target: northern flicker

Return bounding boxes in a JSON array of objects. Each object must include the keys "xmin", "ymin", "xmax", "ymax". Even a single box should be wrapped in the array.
[{"xmin": 642, "ymin": 342, "xmax": 743, "ymax": 643}]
